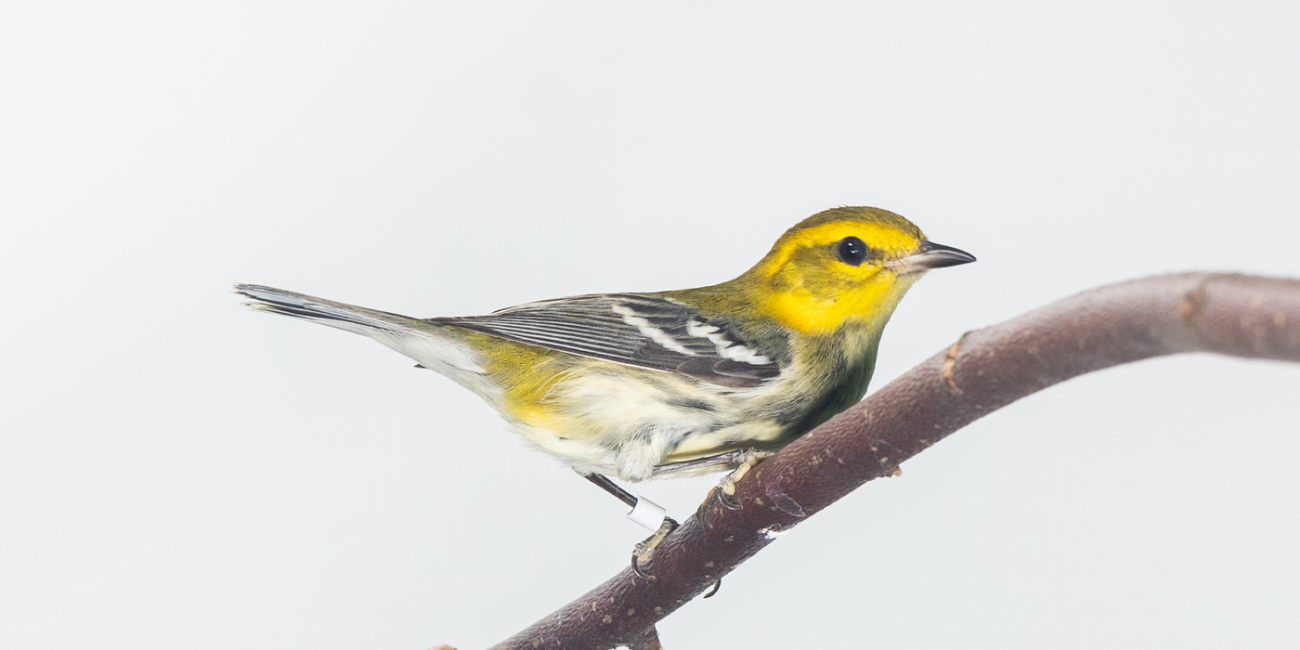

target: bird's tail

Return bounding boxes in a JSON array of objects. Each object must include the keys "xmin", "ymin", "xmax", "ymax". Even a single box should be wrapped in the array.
[
  {"xmin": 236, "ymin": 284, "xmax": 432, "ymax": 337},
  {"xmin": 235, "ymin": 284, "xmax": 486, "ymax": 377}
]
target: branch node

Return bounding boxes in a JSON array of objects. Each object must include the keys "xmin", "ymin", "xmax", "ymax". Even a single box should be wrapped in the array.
[
  {"xmin": 942, "ymin": 333, "xmax": 968, "ymax": 395},
  {"xmin": 624, "ymin": 625, "xmax": 664, "ymax": 650},
  {"xmin": 1179, "ymin": 281, "xmax": 1208, "ymax": 331}
]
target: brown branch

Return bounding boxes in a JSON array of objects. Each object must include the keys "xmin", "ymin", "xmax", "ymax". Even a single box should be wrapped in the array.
[{"xmin": 486, "ymin": 273, "xmax": 1300, "ymax": 649}]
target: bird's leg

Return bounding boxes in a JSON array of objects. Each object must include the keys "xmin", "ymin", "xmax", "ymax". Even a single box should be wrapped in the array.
[
  {"xmin": 646, "ymin": 448, "xmax": 775, "ymax": 510},
  {"xmin": 715, "ymin": 449, "xmax": 775, "ymax": 510},
  {"xmin": 582, "ymin": 472, "xmax": 638, "ymax": 509},
  {"xmin": 578, "ymin": 471, "xmax": 678, "ymax": 580},
  {"xmin": 647, "ymin": 448, "xmax": 753, "ymax": 478}
]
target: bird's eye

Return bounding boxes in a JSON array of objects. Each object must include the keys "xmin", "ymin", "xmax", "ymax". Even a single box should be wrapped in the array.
[{"xmin": 836, "ymin": 236, "xmax": 869, "ymax": 266}]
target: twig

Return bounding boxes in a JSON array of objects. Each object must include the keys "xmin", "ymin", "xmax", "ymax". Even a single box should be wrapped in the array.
[{"xmin": 486, "ymin": 273, "xmax": 1300, "ymax": 649}]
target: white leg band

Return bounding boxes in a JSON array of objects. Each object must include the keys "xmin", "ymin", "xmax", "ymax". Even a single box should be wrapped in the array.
[{"xmin": 627, "ymin": 496, "xmax": 668, "ymax": 531}]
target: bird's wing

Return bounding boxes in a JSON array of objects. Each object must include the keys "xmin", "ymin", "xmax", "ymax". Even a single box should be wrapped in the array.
[{"xmin": 432, "ymin": 293, "xmax": 781, "ymax": 388}]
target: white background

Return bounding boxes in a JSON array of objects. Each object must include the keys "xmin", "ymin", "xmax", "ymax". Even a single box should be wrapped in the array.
[{"xmin": 2, "ymin": 2, "xmax": 1298, "ymax": 648}]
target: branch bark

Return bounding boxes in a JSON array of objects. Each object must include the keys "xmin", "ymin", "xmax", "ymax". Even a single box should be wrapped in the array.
[{"xmin": 487, "ymin": 273, "xmax": 1300, "ymax": 650}]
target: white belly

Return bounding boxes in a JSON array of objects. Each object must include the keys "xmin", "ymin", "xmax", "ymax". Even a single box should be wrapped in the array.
[{"xmin": 501, "ymin": 366, "xmax": 787, "ymax": 482}]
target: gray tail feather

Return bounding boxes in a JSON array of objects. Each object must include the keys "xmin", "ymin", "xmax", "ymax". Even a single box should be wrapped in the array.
[
  {"xmin": 236, "ymin": 284, "xmax": 490, "ymax": 380},
  {"xmin": 234, "ymin": 284, "xmax": 433, "ymax": 338}
]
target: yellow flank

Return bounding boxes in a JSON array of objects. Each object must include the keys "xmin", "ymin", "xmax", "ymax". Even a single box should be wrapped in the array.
[{"xmin": 458, "ymin": 329, "xmax": 572, "ymax": 433}]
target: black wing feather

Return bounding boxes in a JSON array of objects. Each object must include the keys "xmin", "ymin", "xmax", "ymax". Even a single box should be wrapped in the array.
[{"xmin": 432, "ymin": 294, "xmax": 781, "ymax": 388}]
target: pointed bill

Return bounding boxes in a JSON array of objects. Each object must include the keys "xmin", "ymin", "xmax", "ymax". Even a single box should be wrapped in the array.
[{"xmin": 886, "ymin": 241, "xmax": 976, "ymax": 275}]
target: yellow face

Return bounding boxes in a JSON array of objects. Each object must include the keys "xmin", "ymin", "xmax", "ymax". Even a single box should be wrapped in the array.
[{"xmin": 746, "ymin": 212, "xmax": 930, "ymax": 334}]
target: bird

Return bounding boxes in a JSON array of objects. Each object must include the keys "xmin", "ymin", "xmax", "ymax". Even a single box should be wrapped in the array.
[{"xmin": 237, "ymin": 206, "xmax": 974, "ymax": 576}]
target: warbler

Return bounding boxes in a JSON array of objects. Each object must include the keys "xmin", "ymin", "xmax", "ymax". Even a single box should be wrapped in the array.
[{"xmin": 238, "ymin": 206, "xmax": 972, "ymax": 549}]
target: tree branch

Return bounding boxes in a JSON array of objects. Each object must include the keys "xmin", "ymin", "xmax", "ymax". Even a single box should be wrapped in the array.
[{"xmin": 487, "ymin": 273, "xmax": 1300, "ymax": 649}]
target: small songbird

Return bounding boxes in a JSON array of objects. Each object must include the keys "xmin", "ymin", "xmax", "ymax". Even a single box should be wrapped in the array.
[{"xmin": 238, "ymin": 206, "xmax": 973, "ymax": 574}]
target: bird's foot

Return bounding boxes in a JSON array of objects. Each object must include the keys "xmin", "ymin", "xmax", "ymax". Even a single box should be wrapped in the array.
[
  {"xmin": 715, "ymin": 449, "xmax": 775, "ymax": 510},
  {"xmin": 630, "ymin": 516, "xmax": 679, "ymax": 580}
]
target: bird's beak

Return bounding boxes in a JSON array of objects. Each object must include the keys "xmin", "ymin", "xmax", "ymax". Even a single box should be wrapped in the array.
[{"xmin": 886, "ymin": 241, "xmax": 976, "ymax": 275}]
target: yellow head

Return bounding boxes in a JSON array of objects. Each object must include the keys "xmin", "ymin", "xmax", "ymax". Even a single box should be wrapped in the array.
[{"xmin": 742, "ymin": 207, "xmax": 974, "ymax": 334}]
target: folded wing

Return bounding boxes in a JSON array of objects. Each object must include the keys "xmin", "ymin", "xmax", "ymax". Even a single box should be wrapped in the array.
[{"xmin": 433, "ymin": 293, "xmax": 782, "ymax": 388}]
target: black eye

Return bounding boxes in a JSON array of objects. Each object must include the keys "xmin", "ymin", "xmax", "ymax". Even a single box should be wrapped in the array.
[{"xmin": 836, "ymin": 236, "xmax": 868, "ymax": 266}]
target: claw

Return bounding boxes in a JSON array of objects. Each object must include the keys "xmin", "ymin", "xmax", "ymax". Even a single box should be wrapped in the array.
[
  {"xmin": 630, "ymin": 516, "xmax": 679, "ymax": 580},
  {"xmin": 714, "ymin": 449, "xmax": 774, "ymax": 511},
  {"xmin": 631, "ymin": 552, "xmax": 656, "ymax": 581},
  {"xmin": 702, "ymin": 578, "xmax": 722, "ymax": 599},
  {"xmin": 716, "ymin": 487, "xmax": 742, "ymax": 510}
]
